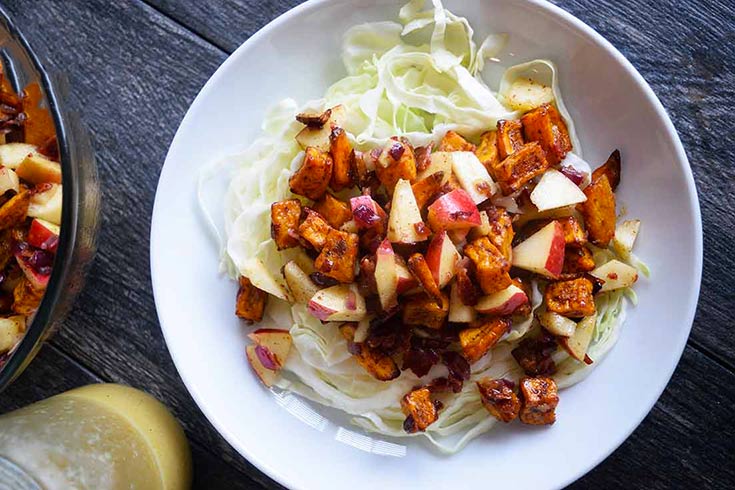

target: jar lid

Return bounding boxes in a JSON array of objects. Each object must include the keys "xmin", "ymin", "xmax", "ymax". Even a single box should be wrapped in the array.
[{"xmin": 0, "ymin": 457, "xmax": 42, "ymax": 490}]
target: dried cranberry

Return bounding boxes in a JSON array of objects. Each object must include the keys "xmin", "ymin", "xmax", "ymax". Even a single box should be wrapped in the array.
[
  {"xmin": 560, "ymin": 165, "xmax": 585, "ymax": 185},
  {"xmin": 403, "ymin": 348, "xmax": 440, "ymax": 377},
  {"xmin": 353, "ymin": 205, "xmax": 380, "ymax": 226},
  {"xmin": 403, "ymin": 415, "xmax": 416, "ymax": 433},
  {"xmin": 388, "ymin": 143, "xmax": 405, "ymax": 161},
  {"xmin": 309, "ymin": 272, "xmax": 339, "ymax": 287},
  {"xmin": 442, "ymin": 351, "xmax": 470, "ymax": 381}
]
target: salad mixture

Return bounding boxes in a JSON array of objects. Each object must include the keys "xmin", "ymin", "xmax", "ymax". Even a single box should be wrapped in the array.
[
  {"xmin": 209, "ymin": 0, "xmax": 647, "ymax": 452},
  {"xmin": 0, "ymin": 66, "xmax": 62, "ymax": 368}
]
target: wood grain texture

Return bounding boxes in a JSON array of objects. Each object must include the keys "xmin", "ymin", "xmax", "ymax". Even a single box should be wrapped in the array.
[{"xmin": 0, "ymin": 0, "xmax": 731, "ymax": 488}]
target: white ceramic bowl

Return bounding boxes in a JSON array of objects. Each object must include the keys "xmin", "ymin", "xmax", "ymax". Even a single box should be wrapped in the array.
[{"xmin": 151, "ymin": 1, "xmax": 702, "ymax": 488}]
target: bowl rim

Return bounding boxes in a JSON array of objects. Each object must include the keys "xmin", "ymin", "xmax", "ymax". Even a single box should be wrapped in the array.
[
  {"xmin": 152, "ymin": 0, "xmax": 703, "ymax": 488},
  {"xmin": 0, "ymin": 7, "xmax": 82, "ymax": 390}
]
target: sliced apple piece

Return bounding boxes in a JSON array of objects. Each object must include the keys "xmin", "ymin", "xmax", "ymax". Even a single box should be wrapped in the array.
[
  {"xmin": 417, "ymin": 151, "xmax": 453, "ymax": 185},
  {"xmin": 28, "ymin": 183, "xmax": 62, "ymax": 225},
  {"xmin": 375, "ymin": 239, "xmax": 399, "ymax": 309},
  {"xmin": 511, "ymin": 221, "xmax": 565, "ymax": 278},
  {"xmin": 395, "ymin": 256, "xmax": 417, "ymax": 294},
  {"xmin": 282, "ymin": 261, "xmax": 320, "ymax": 303},
  {"xmin": 469, "ymin": 210, "xmax": 491, "ymax": 240},
  {"xmin": 612, "ymin": 219, "xmax": 641, "ymax": 259},
  {"xmin": 16, "ymin": 152, "xmax": 62, "ymax": 184},
  {"xmin": 449, "ymin": 151, "xmax": 498, "ymax": 204},
  {"xmin": 0, "ymin": 143, "xmax": 36, "ymax": 169},
  {"xmin": 425, "ymin": 230, "xmax": 460, "ymax": 288},
  {"xmin": 0, "ymin": 316, "xmax": 25, "ymax": 353},
  {"xmin": 246, "ymin": 345, "xmax": 278, "ymax": 387},
  {"xmin": 589, "ymin": 260, "xmax": 639, "ymax": 292},
  {"xmin": 307, "ymin": 284, "xmax": 366, "ymax": 322},
  {"xmin": 27, "ymin": 218, "xmax": 60, "ymax": 252},
  {"xmin": 559, "ymin": 313, "xmax": 596, "ymax": 364},
  {"xmin": 530, "ymin": 169, "xmax": 587, "ymax": 212},
  {"xmin": 15, "ymin": 252, "xmax": 51, "ymax": 290},
  {"xmin": 248, "ymin": 328, "xmax": 292, "ymax": 369},
  {"xmin": 387, "ymin": 178, "xmax": 428, "ymax": 244},
  {"xmin": 350, "ymin": 195, "xmax": 387, "ymax": 231},
  {"xmin": 538, "ymin": 310, "xmax": 576, "ymax": 337},
  {"xmin": 449, "ymin": 280, "xmax": 476, "ymax": 323},
  {"xmin": 295, "ymin": 105, "xmax": 346, "ymax": 151},
  {"xmin": 475, "ymin": 284, "xmax": 528, "ymax": 316},
  {"xmin": 426, "ymin": 189, "xmax": 481, "ymax": 232},
  {"xmin": 0, "ymin": 167, "xmax": 20, "ymax": 194}
]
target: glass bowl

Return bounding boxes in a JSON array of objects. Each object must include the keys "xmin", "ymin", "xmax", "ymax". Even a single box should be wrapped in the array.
[{"xmin": 0, "ymin": 7, "xmax": 100, "ymax": 392}]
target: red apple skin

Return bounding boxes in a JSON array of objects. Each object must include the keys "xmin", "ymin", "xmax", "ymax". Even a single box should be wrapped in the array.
[
  {"xmin": 251, "ymin": 328, "xmax": 290, "ymax": 335},
  {"xmin": 476, "ymin": 290, "xmax": 528, "ymax": 316},
  {"xmin": 255, "ymin": 345, "xmax": 280, "ymax": 370},
  {"xmin": 350, "ymin": 195, "xmax": 386, "ymax": 230},
  {"xmin": 27, "ymin": 219, "xmax": 59, "ymax": 252},
  {"xmin": 15, "ymin": 253, "xmax": 50, "ymax": 290},
  {"xmin": 307, "ymin": 300, "xmax": 334, "ymax": 321},
  {"xmin": 395, "ymin": 257, "xmax": 417, "ymax": 294},
  {"xmin": 427, "ymin": 189, "xmax": 481, "ymax": 231},
  {"xmin": 544, "ymin": 222, "xmax": 566, "ymax": 277},
  {"xmin": 425, "ymin": 230, "xmax": 459, "ymax": 287}
]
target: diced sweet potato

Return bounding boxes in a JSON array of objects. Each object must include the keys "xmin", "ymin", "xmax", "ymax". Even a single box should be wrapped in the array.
[
  {"xmin": 401, "ymin": 387, "xmax": 438, "ymax": 432},
  {"xmin": 312, "ymin": 193, "xmax": 352, "ymax": 229},
  {"xmin": 477, "ymin": 378, "xmax": 520, "ymax": 423},
  {"xmin": 375, "ymin": 140, "xmax": 417, "ymax": 193},
  {"xmin": 557, "ymin": 216, "xmax": 587, "ymax": 246},
  {"xmin": 511, "ymin": 334, "xmax": 557, "ymax": 376},
  {"xmin": 496, "ymin": 120, "xmax": 524, "ymax": 159},
  {"xmin": 329, "ymin": 128, "xmax": 354, "ymax": 191},
  {"xmin": 591, "ymin": 149, "xmax": 621, "ymax": 191},
  {"xmin": 0, "ymin": 191, "xmax": 30, "ymax": 230},
  {"xmin": 270, "ymin": 199, "xmax": 301, "ymax": 250},
  {"xmin": 298, "ymin": 209, "xmax": 332, "ymax": 251},
  {"xmin": 544, "ymin": 277, "xmax": 596, "ymax": 318},
  {"xmin": 475, "ymin": 130, "xmax": 500, "ymax": 176},
  {"xmin": 340, "ymin": 323, "xmax": 400, "ymax": 381},
  {"xmin": 12, "ymin": 277, "xmax": 43, "ymax": 315},
  {"xmin": 519, "ymin": 376, "xmax": 558, "ymax": 425},
  {"xmin": 521, "ymin": 103, "xmax": 572, "ymax": 165},
  {"xmin": 289, "ymin": 146, "xmax": 333, "ymax": 200},
  {"xmin": 579, "ymin": 174, "xmax": 616, "ymax": 246},
  {"xmin": 438, "ymin": 130, "xmax": 475, "ymax": 152},
  {"xmin": 459, "ymin": 316, "xmax": 511, "ymax": 362},
  {"xmin": 485, "ymin": 206, "xmax": 514, "ymax": 261},
  {"xmin": 494, "ymin": 142, "xmax": 550, "ymax": 194},
  {"xmin": 235, "ymin": 276, "xmax": 267, "ymax": 323},
  {"xmin": 411, "ymin": 171, "xmax": 444, "ymax": 210},
  {"xmin": 402, "ymin": 292, "xmax": 449, "ymax": 329},
  {"xmin": 314, "ymin": 229, "xmax": 359, "ymax": 283},
  {"xmin": 406, "ymin": 253, "xmax": 443, "ymax": 304},
  {"xmin": 463, "ymin": 237, "xmax": 512, "ymax": 295},
  {"xmin": 562, "ymin": 246, "xmax": 595, "ymax": 274},
  {"xmin": 455, "ymin": 260, "xmax": 480, "ymax": 306}
]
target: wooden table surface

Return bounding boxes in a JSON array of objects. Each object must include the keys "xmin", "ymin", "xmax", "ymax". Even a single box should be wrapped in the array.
[{"xmin": 1, "ymin": 0, "xmax": 733, "ymax": 488}]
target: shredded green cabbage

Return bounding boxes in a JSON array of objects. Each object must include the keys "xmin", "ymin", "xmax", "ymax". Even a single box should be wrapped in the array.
[{"xmin": 200, "ymin": 0, "xmax": 648, "ymax": 453}]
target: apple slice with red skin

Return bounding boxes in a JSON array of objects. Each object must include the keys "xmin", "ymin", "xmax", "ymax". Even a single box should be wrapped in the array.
[
  {"xmin": 511, "ymin": 221, "xmax": 565, "ymax": 278},
  {"xmin": 15, "ymin": 252, "xmax": 50, "ymax": 289},
  {"xmin": 375, "ymin": 239, "xmax": 399, "ymax": 309},
  {"xmin": 246, "ymin": 345, "xmax": 278, "ymax": 387},
  {"xmin": 248, "ymin": 328, "xmax": 292, "ymax": 370},
  {"xmin": 559, "ymin": 313, "xmax": 596, "ymax": 364},
  {"xmin": 530, "ymin": 169, "xmax": 587, "ymax": 212},
  {"xmin": 449, "ymin": 280, "xmax": 476, "ymax": 323},
  {"xmin": 387, "ymin": 179, "xmax": 428, "ymax": 244},
  {"xmin": 449, "ymin": 151, "xmax": 499, "ymax": 204},
  {"xmin": 589, "ymin": 260, "xmax": 638, "ymax": 292},
  {"xmin": 350, "ymin": 195, "xmax": 387, "ymax": 231},
  {"xmin": 538, "ymin": 310, "xmax": 576, "ymax": 337},
  {"xmin": 308, "ymin": 284, "xmax": 366, "ymax": 322},
  {"xmin": 427, "ymin": 189, "xmax": 481, "ymax": 232},
  {"xmin": 475, "ymin": 284, "xmax": 528, "ymax": 315},
  {"xmin": 27, "ymin": 218, "xmax": 60, "ymax": 252},
  {"xmin": 395, "ymin": 256, "xmax": 417, "ymax": 294},
  {"xmin": 425, "ymin": 230, "xmax": 460, "ymax": 288}
]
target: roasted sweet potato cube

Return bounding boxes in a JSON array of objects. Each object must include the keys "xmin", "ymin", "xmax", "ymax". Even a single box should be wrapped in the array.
[
  {"xmin": 329, "ymin": 128, "xmax": 355, "ymax": 191},
  {"xmin": 562, "ymin": 246, "xmax": 595, "ymax": 274},
  {"xmin": 557, "ymin": 216, "xmax": 587, "ymax": 246},
  {"xmin": 12, "ymin": 277, "xmax": 43, "ymax": 315},
  {"xmin": 411, "ymin": 171, "xmax": 444, "ymax": 210},
  {"xmin": 270, "ymin": 199, "xmax": 301, "ymax": 250},
  {"xmin": 579, "ymin": 174, "xmax": 616, "ymax": 246},
  {"xmin": 485, "ymin": 206, "xmax": 514, "ymax": 261},
  {"xmin": 402, "ymin": 292, "xmax": 449, "ymax": 329},
  {"xmin": 519, "ymin": 376, "xmax": 559, "ymax": 425},
  {"xmin": 314, "ymin": 229, "xmax": 359, "ymax": 283},
  {"xmin": 463, "ymin": 237, "xmax": 512, "ymax": 294},
  {"xmin": 401, "ymin": 387, "xmax": 438, "ymax": 432},
  {"xmin": 0, "ymin": 191, "xmax": 30, "ymax": 230},
  {"xmin": 289, "ymin": 146, "xmax": 333, "ymax": 200},
  {"xmin": 494, "ymin": 142, "xmax": 549, "ymax": 194},
  {"xmin": 544, "ymin": 277, "xmax": 596, "ymax": 318},
  {"xmin": 496, "ymin": 119, "xmax": 525, "ymax": 159},
  {"xmin": 407, "ymin": 253, "xmax": 443, "ymax": 304},
  {"xmin": 521, "ymin": 103, "xmax": 572, "ymax": 165},
  {"xmin": 475, "ymin": 130, "xmax": 500, "ymax": 176},
  {"xmin": 298, "ymin": 209, "xmax": 332, "ymax": 251},
  {"xmin": 375, "ymin": 140, "xmax": 417, "ymax": 193},
  {"xmin": 235, "ymin": 276, "xmax": 267, "ymax": 323},
  {"xmin": 591, "ymin": 149, "xmax": 621, "ymax": 191},
  {"xmin": 512, "ymin": 334, "xmax": 557, "ymax": 375},
  {"xmin": 477, "ymin": 378, "xmax": 520, "ymax": 423},
  {"xmin": 312, "ymin": 193, "xmax": 352, "ymax": 229},
  {"xmin": 438, "ymin": 130, "xmax": 476, "ymax": 152},
  {"xmin": 340, "ymin": 323, "xmax": 400, "ymax": 381},
  {"xmin": 459, "ymin": 317, "xmax": 511, "ymax": 362}
]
